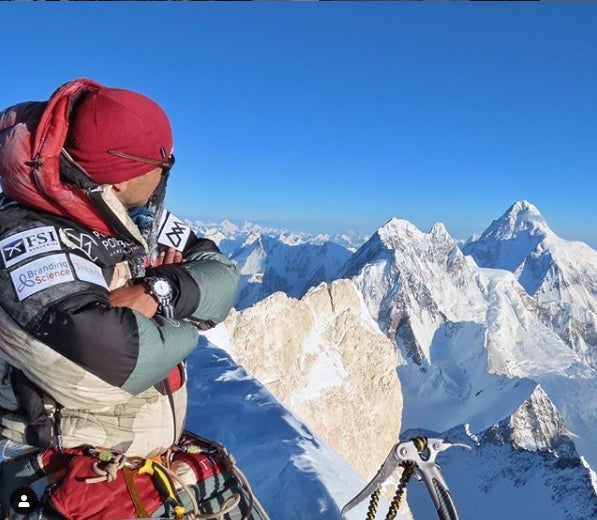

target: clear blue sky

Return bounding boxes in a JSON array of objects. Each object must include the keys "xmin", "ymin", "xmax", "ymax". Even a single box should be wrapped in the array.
[{"xmin": 2, "ymin": 3, "xmax": 597, "ymax": 246}]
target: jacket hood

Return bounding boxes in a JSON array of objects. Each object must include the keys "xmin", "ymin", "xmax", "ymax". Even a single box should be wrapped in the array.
[{"xmin": 0, "ymin": 78, "xmax": 149, "ymax": 243}]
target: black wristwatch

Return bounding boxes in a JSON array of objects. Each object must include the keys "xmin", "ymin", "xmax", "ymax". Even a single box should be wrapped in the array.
[{"xmin": 144, "ymin": 276, "xmax": 175, "ymax": 319}]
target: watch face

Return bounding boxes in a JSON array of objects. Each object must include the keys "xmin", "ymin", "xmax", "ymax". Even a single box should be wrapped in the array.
[{"xmin": 152, "ymin": 279, "xmax": 172, "ymax": 298}]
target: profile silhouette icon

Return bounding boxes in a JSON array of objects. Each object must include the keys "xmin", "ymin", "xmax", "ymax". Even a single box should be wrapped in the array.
[{"xmin": 9, "ymin": 487, "xmax": 38, "ymax": 514}]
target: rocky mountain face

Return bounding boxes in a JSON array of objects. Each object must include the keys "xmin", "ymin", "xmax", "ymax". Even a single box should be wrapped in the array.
[
  {"xmin": 207, "ymin": 279, "xmax": 403, "ymax": 484},
  {"xmin": 423, "ymin": 387, "xmax": 597, "ymax": 520},
  {"xmin": 341, "ymin": 219, "xmax": 485, "ymax": 366},
  {"xmin": 500, "ymin": 385, "xmax": 574, "ymax": 456},
  {"xmin": 194, "ymin": 201, "xmax": 597, "ymax": 518}
]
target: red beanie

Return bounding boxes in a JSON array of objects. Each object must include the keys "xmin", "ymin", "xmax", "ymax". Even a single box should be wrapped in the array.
[{"xmin": 64, "ymin": 86, "xmax": 173, "ymax": 184}]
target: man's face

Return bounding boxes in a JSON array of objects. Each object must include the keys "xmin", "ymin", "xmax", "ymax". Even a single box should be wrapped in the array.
[{"xmin": 113, "ymin": 167, "xmax": 162, "ymax": 209}]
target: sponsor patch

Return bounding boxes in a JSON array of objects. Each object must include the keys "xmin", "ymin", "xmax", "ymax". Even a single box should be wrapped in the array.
[
  {"xmin": 0, "ymin": 226, "xmax": 61, "ymax": 267},
  {"xmin": 70, "ymin": 254, "xmax": 108, "ymax": 289},
  {"xmin": 10, "ymin": 253, "xmax": 74, "ymax": 301},
  {"xmin": 59, "ymin": 228, "xmax": 99, "ymax": 261},
  {"xmin": 157, "ymin": 212, "xmax": 191, "ymax": 252},
  {"xmin": 91, "ymin": 230, "xmax": 131, "ymax": 256}
]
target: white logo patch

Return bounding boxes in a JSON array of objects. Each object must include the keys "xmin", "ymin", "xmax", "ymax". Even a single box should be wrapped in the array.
[
  {"xmin": 0, "ymin": 226, "xmax": 61, "ymax": 267},
  {"xmin": 70, "ymin": 254, "xmax": 108, "ymax": 289},
  {"xmin": 60, "ymin": 228, "xmax": 99, "ymax": 261},
  {"xmin": 157, "ymin": 212, "xmax": 191, "ymax": 252},
  {"xmin": 10, "ymin": 253, "xmax": 74, "ymax": 301}
]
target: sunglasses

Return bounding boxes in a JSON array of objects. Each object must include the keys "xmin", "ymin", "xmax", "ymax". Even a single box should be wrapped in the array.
[{"xmin": 108, "ymin": 146, "xmax": 175, "ymax": 175}]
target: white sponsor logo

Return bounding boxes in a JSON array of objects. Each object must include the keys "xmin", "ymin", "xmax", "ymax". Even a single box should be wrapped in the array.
[
  {"xmin": 70, "ymin": 254, "xmax": 108, "ymax": 289},
  {"xmin": 157, "ymin": 212, "xmax": 191, "ymax": 252},
  {"xmin": 60, "ymin": 228, "xmax": 99, "ymax": 261},
  {"xmin": 91, "ymin": 230, "xmax": 129, "ymax": 253},
  {"xmin": 0, "ymin": 226, "xmax": 61, "ymax": 267},
  {"xmin": 10, "ymin": 253, "xmax": 74, "ymax": 301}
]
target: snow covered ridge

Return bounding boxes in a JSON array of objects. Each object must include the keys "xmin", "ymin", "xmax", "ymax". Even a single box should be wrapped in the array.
[
  {"xmin": 187, "ymin": 201, "xmax": 597, "ymax": 519},
  {"xmin": 182, "ymin": 217, "xmax": 369, "ymax": 254},
  {"xmin": 183, "ymin": 218, "xmax": 360, "ymax": 310}
]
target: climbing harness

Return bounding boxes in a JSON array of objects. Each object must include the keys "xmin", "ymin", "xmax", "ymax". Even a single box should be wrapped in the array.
[
  {"xmin": 342, "ymin": 436, "xmax": 469, "ymax": 520},
  {"xmin": 1, "ymin": 431, "xmax": 269, "ymax": 520},
  {"xmin": 78, "ymin": 432, "xmax": 270, "ymax": 520}
]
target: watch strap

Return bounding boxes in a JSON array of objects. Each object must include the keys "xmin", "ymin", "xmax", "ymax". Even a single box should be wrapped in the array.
[{"xmin": 144, "ymin": 276, "xmax": 175, "ymax": 319}]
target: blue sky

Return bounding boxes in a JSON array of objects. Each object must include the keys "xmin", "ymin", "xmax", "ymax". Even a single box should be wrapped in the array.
[{"xmin": 2, "ymin": 3, "xmax": 597, "ymax": 246}]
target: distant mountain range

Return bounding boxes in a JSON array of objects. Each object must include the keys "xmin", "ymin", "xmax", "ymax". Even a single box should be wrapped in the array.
[
  {"xmin": 184, "ymin": 201, "xmax": 597, "ymax": 519},
  {"xmin": 183, "ymin": 218, "xmax": 361, "ymax": 310},
  {"xmin": 183, "ymin": 218, "xmax": 369, "ymax": 254}
]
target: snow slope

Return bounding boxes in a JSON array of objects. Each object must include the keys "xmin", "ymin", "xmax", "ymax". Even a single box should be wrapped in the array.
[{"xmin": 185, "ymin": 337, "xmax": 399, "ymax": 520}]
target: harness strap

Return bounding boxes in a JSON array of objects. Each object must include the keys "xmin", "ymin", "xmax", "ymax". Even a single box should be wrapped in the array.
[{"xmin": 122, "ymin": 466, "xmax": 150, "ymax": 518}]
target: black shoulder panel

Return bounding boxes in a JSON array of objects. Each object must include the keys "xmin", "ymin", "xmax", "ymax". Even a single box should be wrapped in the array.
[{"xmin": 185, "ymin": 236, "xmax": 221, "ymax": 254}]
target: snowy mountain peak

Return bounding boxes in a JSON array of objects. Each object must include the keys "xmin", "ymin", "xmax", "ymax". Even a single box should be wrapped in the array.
[
  {"xmin": 430, "ymin": 221, "xmax": 450, "ymax": 239},
  {"xmin": 377, "ymin": 218, "xmax": 421, "ymax": 247},
  {"xmin": 461, "ymin": 201, "xmax": 554, "ymax": 272},
  {"xmin": 482, "ymin": 200, "xmax": 550, "ymax": 242},
  {"xmin": 342, "ymin": 218, "xmax": 486, "ymax": 367},
  {"xmin": 463, "ymin": 200, "xmax": 597, "ymax": 324},
  {"xmin": 220, "ymin": 219, "xmax": 239, "ymax": 233},
  {"xmin": 231, "ymin": 234, "xmax": 353, "ymax": 310},
  {"xmin": 374, "ymin": 218, "xmax": 457, "ymax": 254}
]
